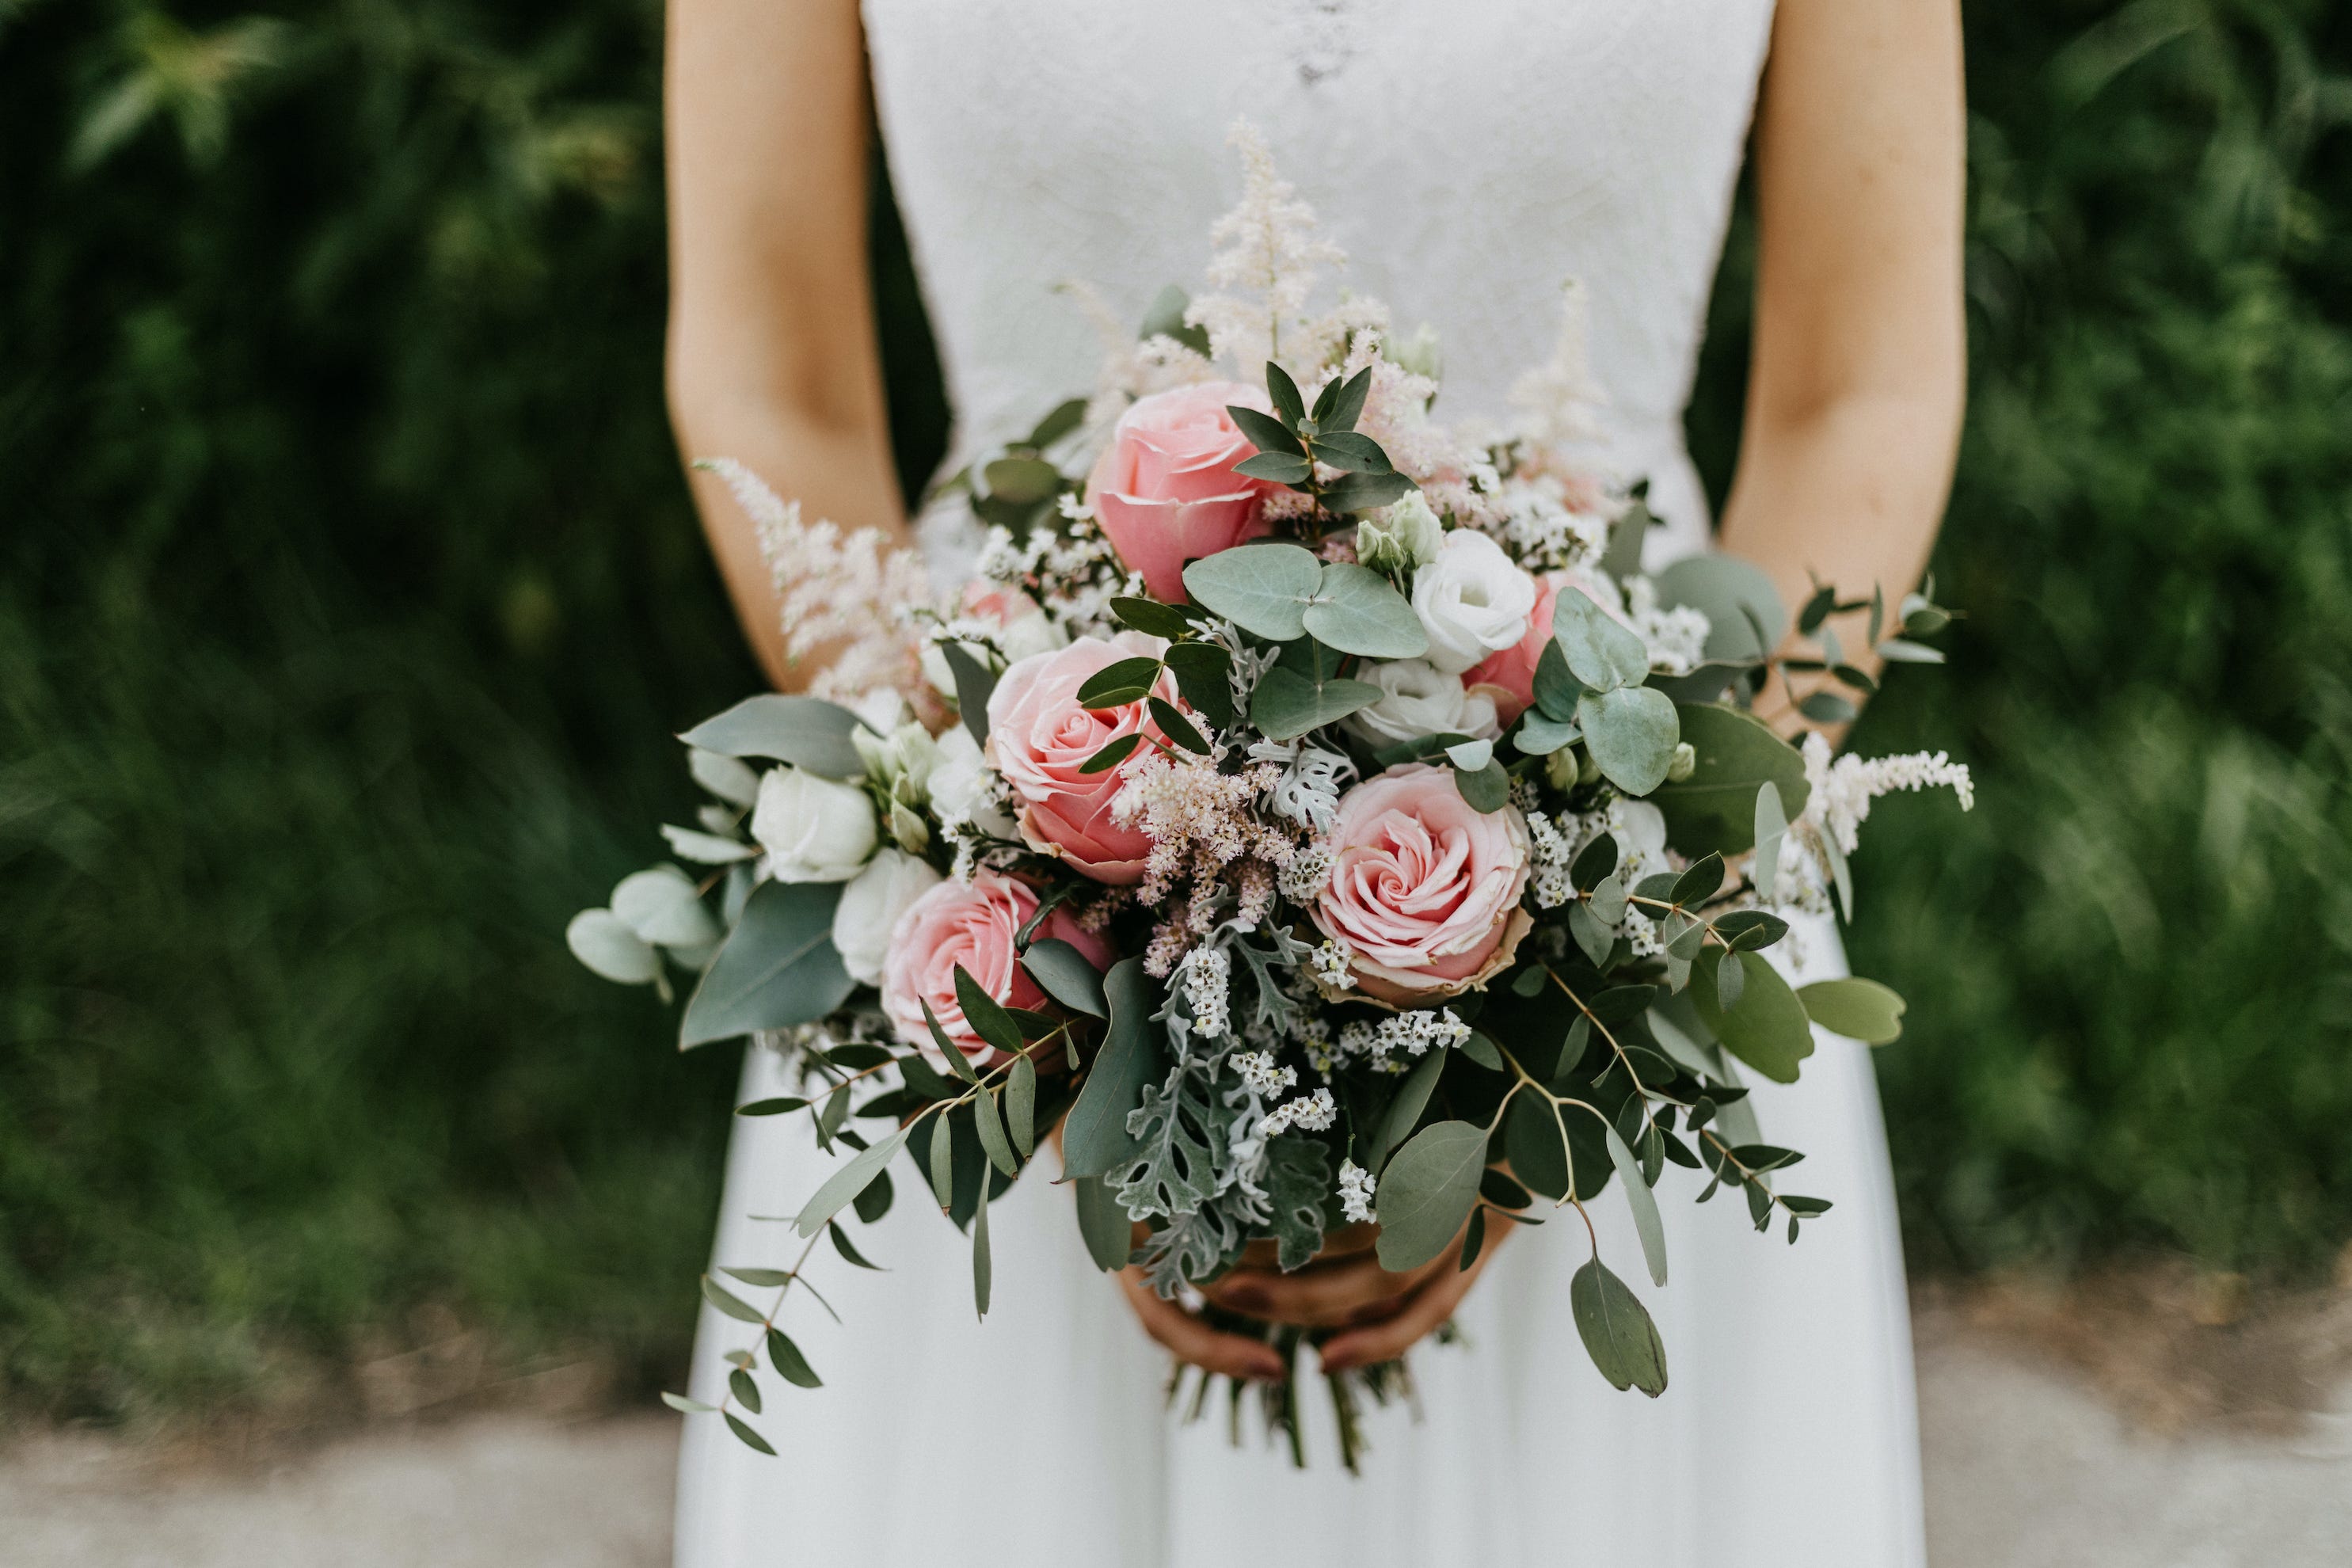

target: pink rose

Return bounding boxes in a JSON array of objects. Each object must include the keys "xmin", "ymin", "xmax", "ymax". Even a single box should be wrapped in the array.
[
  {"xmin": 986, "ymin": 632, "xmax": 1177, "ymax": 885},
  {"xmin": 1463, "ymin": 568, "xmax": 1638, "ymax": 725},
  {"xmin": 1085, "ymin": 381, "xmax": 1278, "ymax": 600},
  {"xmin": 1312, "ymin": 763, "xmax": 1534, "ymax": 1005},
  {"xmin": 881, "ymin": 870, "xmax": 1113, "ymax": 1068}
]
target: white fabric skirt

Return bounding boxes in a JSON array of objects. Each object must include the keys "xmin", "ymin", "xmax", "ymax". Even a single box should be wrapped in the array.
[{"xmin": 674, "ymin": 914, "xmax": 1926, "ymax": 1567}]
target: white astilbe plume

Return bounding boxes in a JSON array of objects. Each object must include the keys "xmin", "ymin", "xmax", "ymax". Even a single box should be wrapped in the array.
[
  {"xmin": 698, "ymin": 459, "xmax": 932, "ymax": 701},
  {"xmin": 1189, "ymin": 119, "xmax": 1344, "ymax": 374},
  {"xmin": 1511, "ymin": 278, "xmax": 1607, "ymax": 450},
  {"xmin": 1798, "ymin": 732, "xmax": 1976, "ymax": 858}
]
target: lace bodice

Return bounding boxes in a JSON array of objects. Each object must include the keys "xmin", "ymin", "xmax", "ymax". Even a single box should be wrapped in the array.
[{"xmin": 864, "ymin": 0, "xmax": 1777, "ymax": 564}]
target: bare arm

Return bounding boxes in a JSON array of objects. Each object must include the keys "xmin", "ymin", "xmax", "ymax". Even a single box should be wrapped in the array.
[
  {"xmin": 665, "ymin": 0, "xmax": 908, "ymax": 691},
  {"xmin": 1718, "ymin": 0, "xmax": 1966, "ymax": 728}
]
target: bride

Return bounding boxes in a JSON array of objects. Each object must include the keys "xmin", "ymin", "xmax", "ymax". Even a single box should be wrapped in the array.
[{"xmin": 664, "ymin": 2, "xmax": 1961, "ymax": 1564}]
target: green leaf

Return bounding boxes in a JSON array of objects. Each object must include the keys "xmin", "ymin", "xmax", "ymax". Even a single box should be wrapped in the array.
[
  {"xmin": 1319, "ymin": 470, "xmax": 1418, "ymax": 514},
  {"xmin": 1182, "ymin": 542, "xmax": 1322, "ymax": 640},
  {"xmin": 1307, "ymin": 430, "xmax": 1392, "ymax": 474},
  {"xmin": 1513, "ymin": 712, "xmax": 1580, "ymax": 755},
  {"xmin": 1602, "ymin": 490, "xmax": 1655, "ymax": 582},
  {"xmin": 1162, "ymin": 641, "xmax": 1235, "ymax": 729},
  {"xmin": 1136, "ymin": 283, "xmax": 1211, "ymax": 356},
  {"xmin": 971, "ymin": 1170, "xmax": 994, "ymax": 1319},
  {"xmin": 919, "ymin": 999, "xmax": 980, "ymax": 1083},
  {"xmin": 1234, "ymin": 450, "xmax": 1313, "ymax": 484},
  {"xmin": 1874, "ymin": 637, "xmax": 1946, "ymax": 664},
  {"xmin": 1796, "ymin": 977, "xmax": 1907, "ymax": 1044},
  {"xmin": 700, "ymin": 1275, "xmax": 766, "ymax": 1323},
  {"xmin": 1798, "ymin": 691, "xmax": 1858, "ymax": 725},
  {"xmin": 1589, "ymin": 872, "xmax": 1627, "ymax": 927},
  {"xmin": 679, "ymin": 695, "xmax": 867, "ymax": 779},
  {"xmin": 983, "ymin": 455, "xmax": 1060, "ymax": 505},
  {"xmin": 1026, "ymin": 396, "xmax": 1089, "ymax": 450},
  {"xmin": 1798, "ymin": 581, "xmax": 1838, "ymax": 635},
  {"xmin": 1109, "ymin": 596, "xmax": 1201, "ymax": 640},
  {"xmin": 1673, "ymin": 854, "xmax": 1726, "ymax": 905},
  {"xmin": 1690, "ymin": 951, "xmax": 1814, "ymax": 1084},
  {"xmin": 1651, "ymin": 553, "xmax": 1787, "ymax": 664},
  {"xmin": 1266, "ymin": 1132, "xmax": 1332, "ymax": 1272},
  {"xmin": 1452, "ymin": 759, "xmax": 1510, "ymax": 813},
  {"xmin": 766, "ymin": 1326, "xmax": 821, "ymax": 1388},
  {"xmin": 1460, "ymin": 1029, "xmax": 1504, "ymax": 1070},
  {"xmin": 1569, "ymin": 900, "xmax": 1614, "ymax": 969},
  {"xmin": 679, "ymin": 881, "xmax": 855, "ymax": 1049},
  {"xmin": 1061, "ymin": 959, "xmax": 1164, "ymax": 1178},
  {"xmin": 1576, "ymin": 686, "xmax": 1680, "ymax": 794},
  {"xmin": 792, "ymin": 1127, "xmax": 911, "ymax": 1237},
  {"xmin": 1319, "ymin": 365, "xmax": 1372, "ymax": 433},
  {"xmin": 853, "ymin": 1165, "xmax": 895, "ymax": 1224},
  {"xmin": 1073, "ymin": 1174, "xmax": 1132, "ymax": 1273},
  {"xmin": 1020, "ymin": 938, "xmax": 1109, "ymax": 1018},
  {"xmin": 1533, "ymin": 637, "xmax": 1584, "ymax": 721},
  {"xmin": 661, "ymin": 1392, "xmax": 716, "ymax": 1414},
  {"xmin": 952, "ymin": 965, "xmax": 1026, "ymax": 1060},
  {"xmin": 1149, "ymin": 695, "xmax": 1211, "ymax": 754},
  {"xmin": 972, "ymin": 1083, "xmax": 1018, "ymax": 1177},
  {"xmin": 725, "ymin": 1414, "xmax": 777, "ymax": 1456},
  {"xmin": 1570, "ymin": 834, "xmax": 1619, "ymax": 891},
  {"xmin": 1460, "ymin": 1206, "xmax": 1488, "ymax": 1271},
  {"xmin": 1007, "ymin": 1054, "xmax": 1037, "ymax": 1155},
  {"xmin": 1716, "ymin": 946, "xmax": 1746, "ymax": 1009},
  {"xmin": 1368, "ymin": 1044, "xmax": 1448, "ymax": 1174},
  {"xmin": 927, "ymin": 1113, "xmax": 957, "ymax": 1208},
  {"xmin": 1605, "ymin": 1124, "xmax": 1668, "ymax": 1286},
  {"xmin": 1227, "ymin": 405, "xmax": 1304, "ymax": 457},
  {"xmin": 1076, "ymin": 656, "xmax": 1164, "ymax": 709},
  {"xmin": 1265, "ymin": 361, "xmax": 1305, "ymax": 427},
  {"xmin": 1570, "ymin": 1258, "xmax": 1668, "ymax": 1396},
  {"xmin": 825, "ymin": 1221, "xmax": 882, "ymax": 1271},
  {"xmin": 1300, "ymin": 562, "xmax": 1429, "ymax": 658},
  {"xmin": 1652, "ymin": 702, "xmax": 1813, "ymax": 857},
  {"xmin": 1079, "ymin": 733, "xmax": 1142, "ymax": 774},
  {"xmin": 566, "ymin": 910, "xmax": 661, "ymax": 984},
  {"xmin": 1753, "ymin": 780, "xmax": 1789, "ymax": 904},
  {"xmin": 1247, "ymin": 665, "xmax": 1382, "ymax": 742},
  {"xmin": 1553, "ymin": 584, "xmax": 1650, "ymax": 691},
  {"xmin": 1373, "ymin": 1121, "xmax": 1488, "ymax": 1271},
  {"xmin": 735, "ymin": 1097, "xmax": 809, "ymax": 1117},
  {"xmin": 729, "ymin": 1367, "xmax": 763, "ymax": 1414}
]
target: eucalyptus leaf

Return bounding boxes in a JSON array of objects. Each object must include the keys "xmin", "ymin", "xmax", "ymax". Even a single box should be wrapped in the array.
[
  {"xmin": 1606, "ymin": 1123, "xmax": 1669, "ymax": 1286},
  {"xmin": 725, "ymin": 1414, "xmax": 777, "ymax": 1456},
  {"xmin": 1553, "ymin": 584, "xmax": 1650, "ymax": 692},
  {"xmin": 565, "ymin": 909, "xmax": 661, "ymax": 985},
  {"xmin": 1533, "ymin": 637, "xmax": 1584, "ymax": 722},
  {"xmin": 1248, "ymin": 666, "xmax": 1382, "ymax": 742},
  {"xmin": 1570, "ymin": 1258, "xmax": 1668, "ymax": 1397},
  {"xmin": 792, "ymin": 1127, "xmax": 910, "ymax": 1237},
  {"xmin": 1373, "ymin": 1121, "xmax": 1488, "ymax": 1271},
  {"xmin": 1690, "ymin": 950, "xmax": 1814, "ymax": 1084},
  {"xmin": 1007, "ymin": 1055, "xmax": 1037, "ymax": 1155},
  {"xmin": 1652, "ymin": 702, "xmax": 1812, "ymax": 857},
  {"xmin": 1368, "ymin": 1045, "xmax": 1448, "ymax": 1175},
  {"xmin": 1020, "ymin": 938, "xmax": 1108, "ymax": 1018},
  {"xmin": 1577, "ymin": 686, "xmax": 1680, "ymax": 794},
  {"xmin": 1136, "ymin": 283, "xmax": 1211, "ymax": 356},
  {"xmin": 1651, "ymin": 552, "xmax": 1787, "ymax": 664},
  {"xmin": 1182, "ymin": 543, "xmax": 1322, "ymax": 640},
  {"xmin": 1752, "ymin": 779, "xmax": 1789, "ymax": 904},
  {"xmin": 1796, "ymin": 977, "xmax": 1907, "ymax": 1044},
  {"xmin": 953, "ymin": 965, "xmax": 1026, "ymax": 1059},
  {"xmin": 766, "ymin": 1326, "xmax": 821, "ymax": 1389},
  {"xmin": 679, "ymin": 881, "xmax": 854, "ymax": 1048},
  {"xmin": 1513, "ymin": 712, "xmax": 1580, "ymax": 755},
  {"xmin": 679, "ymin": 695, "xmax": 866, "ymax": 779},
  {"xmin": 971, "ymin": 1171, "xmax": 993, "ymax": 1319},
  {"xmin": 1452, "ymin": 759, "xmax": 1510, "ymax": 813},
  {"xmin": 1073, "ymin": 1174, "xmax": 1133, "ymax": 1273},
  {"xmin": 659, "ymin": 824, "xmax": 759, "ymax": 865},
  {"xmin": 1301, "ymin": 562, "xmax": 1429, "ymax": 658},
  {"xmin": 1061, "ymin": 959, "xmax": 1163, "ymax": 1179},
  {"xmin": 699, "ymin": 1275, "xmax": 766, "ymax": 1324}
]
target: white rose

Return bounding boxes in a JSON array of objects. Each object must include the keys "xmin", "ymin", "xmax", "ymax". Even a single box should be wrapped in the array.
[
  {"xmin": 751, "ymin": 763, "xmax": 879, "ymax": 882},
  {"xmin": 1357, "ymin": 492, "xmax": 1444, "ymax": 577},
  {"xmin": 1342, "ymin": 659, "xmax": 1500, "ymax": 748},
  {"xmin": 1410, "ymin": 529, "xmax": 1538, "ymax": 674},
  {"xmin": 927, "ymin": 725, "xmax": 1018, "ymax": 839},
  {"xmin": 829, "ymin": 847, "xmax": 943, "ymax": 986}
]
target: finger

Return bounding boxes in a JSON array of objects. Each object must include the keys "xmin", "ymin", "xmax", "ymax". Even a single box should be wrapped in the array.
[
  {"xmin": 1200, "ymin": 1251, "xmax": 1429, "ymax": 1328},
  {"xmin": 1119, "ymin": 1273, "xmax": 1287, "ymax": 1381},
  {"xmin": 1318, "ymin": 1221, "xmax": 1507, "ymax": 1372}
]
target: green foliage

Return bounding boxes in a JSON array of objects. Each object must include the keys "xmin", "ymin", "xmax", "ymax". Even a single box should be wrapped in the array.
[{"xmin": 1688, "ymin": 0, "xmax": 2352, "ymax": 1273}]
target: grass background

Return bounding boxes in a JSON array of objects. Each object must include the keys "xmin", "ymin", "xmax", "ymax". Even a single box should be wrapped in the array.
[{"xmin": 2, "ymin": 0, "xmax": 2347, "ymax": 1424}]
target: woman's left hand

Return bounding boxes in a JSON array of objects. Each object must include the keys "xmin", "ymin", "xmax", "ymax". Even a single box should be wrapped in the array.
[{"xmin": 1197, "ymin": 1218, "xmax": 1506, "ymax": 1372}]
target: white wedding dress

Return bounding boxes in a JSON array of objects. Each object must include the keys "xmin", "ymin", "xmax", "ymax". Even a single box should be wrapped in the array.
[{"xmin": 676, "ymin": 3, "xmax": 1928, "ymax": 1564}]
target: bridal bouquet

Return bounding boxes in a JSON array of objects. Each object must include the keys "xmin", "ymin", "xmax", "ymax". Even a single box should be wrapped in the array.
[{"xmin": 569, "ymin": 127, "xmax": 1970, "ymax": 1467}]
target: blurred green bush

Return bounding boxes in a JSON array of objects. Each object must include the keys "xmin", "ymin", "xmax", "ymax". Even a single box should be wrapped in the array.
[{"xmin": 1, "ymin": 0, "xmax": 2346, "ymax": 1420}]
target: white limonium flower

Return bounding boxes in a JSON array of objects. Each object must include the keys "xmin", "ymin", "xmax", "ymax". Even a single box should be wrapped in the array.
[
  {"xmin": 1342, "ymin": 657, "xmax": 1501, "ymax": 748},
  {"xmin": 1233, "ymin": 1049, "xmax": 1298, "ymax": 1098},
  {"xmin": 1181, "ymin": 948, "xmax": 1231, "ymax": 1039},
  {"xmin": 1337, "ymin": 1159, "xmax": 1378, "ymax": 1224},
  {"xmin": 751, "ymin": 763, "xmax": 879, "ymax": 882},
  {"xmin": 828, "ymin": 847, "xmax": 942, "ymax": 986},
  {"xmin": 1623, "ymin": 576, "xmax": 1712, "ymax": 676},
  {"xmin": 1261, "ymin": 1087, "xmax": 1338, "ymax": 1136},
  {"xmin": 1410, "ymin": 529, "xmax": 1538, "ymax": 674},
  {"xmin": 1357, "ymin": 492, "xmax": 1444, "ymax": 577},
  {"xmin": 1308, "ymin": 939, "xmax": 1355, "ymax": 992}
]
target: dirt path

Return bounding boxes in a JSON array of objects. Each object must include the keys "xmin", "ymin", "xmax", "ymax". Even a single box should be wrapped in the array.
[{"xmin": 6, "ymin": 1313, "xmax": 2349, "ymax": 1566}]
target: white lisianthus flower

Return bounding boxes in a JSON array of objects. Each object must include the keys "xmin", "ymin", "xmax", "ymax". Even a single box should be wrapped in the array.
[
  {"xmin": 854, "ymin": 720, "xmax": 942, "ymax": 801},
  {"xmin": 1357, "ymin": 492, "xmax": 1444, "ymax": 577},
  {"xmin": 1342, "ymin": 658, "xmax": 1500, "ymax": 748},
  {"xmin": 1410, "ymin": 529, "xmax": 1537, "ymax": 673},
  {"xmin": 829, "ymin": 847, "xmax": 943, "ymax": 986},
  {"xmin": 927, "ymin": 725, "xmax": 1018, "ymax": 839},
  {"xmin": 751, "ymin": 763, "xmax": 879, "ymax": 882}
]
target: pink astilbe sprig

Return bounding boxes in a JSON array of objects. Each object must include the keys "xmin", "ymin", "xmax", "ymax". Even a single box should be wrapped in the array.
[
  {"xmin": 1189, "ymin": 119, "xmax": 1345, "ymax": 375},
  {"xmin": 1113, "ymin": 748, "xmax": 1295, "ymax": 908},
  {"xmin": 697, "ymin": 459, "xmax": 935, "ymax": 705},
  {"xmin": 1510, "ymin": 276, "xmax": 1608, "ymax": 451}
]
